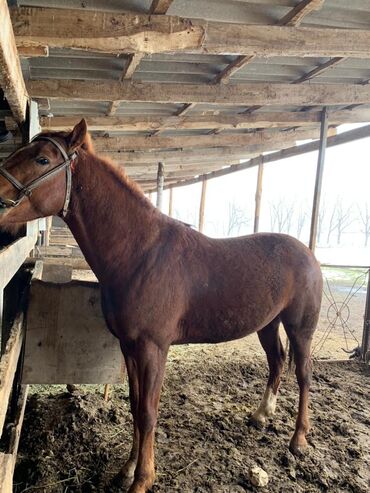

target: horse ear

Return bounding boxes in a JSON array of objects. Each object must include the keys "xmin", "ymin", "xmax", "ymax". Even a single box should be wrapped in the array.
[{"xmin": 67, "ymin": 119, "xmax": 88, "ymax": 150}]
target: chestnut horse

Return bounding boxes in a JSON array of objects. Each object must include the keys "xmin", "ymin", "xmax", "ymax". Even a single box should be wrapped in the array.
[{"xmin": 0, "ymin": 120, "xmax": 322, "ymax": 493}]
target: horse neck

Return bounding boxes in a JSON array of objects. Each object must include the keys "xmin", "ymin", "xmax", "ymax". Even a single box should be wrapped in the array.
[{"xmin": 64, "ymin": 151, "xmax": 162, "ymax": 284}]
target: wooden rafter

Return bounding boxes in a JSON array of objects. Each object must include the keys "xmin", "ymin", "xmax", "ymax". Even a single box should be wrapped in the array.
[
  {"xmin": 0, "ymin": 0, "xmax": 28, "ymax": 122},
  {"xmin": 91, "ymin": 127, "xmax": 326, "ymax": 152},
  {"xmin": 27, "ymin": 80, "xmax": 370, "ymax": 107},
  {"xmin": 214, "ymin": 0, "xmax": 326, "ymax": 84},
  {"xmin": 121, "ymin": 53, "xmax": 144, "ymax": 80},
  {"xmin": 277, "ymin": 0, "xmax": 325, "ymax": 27},
  {"xmin": 292, "ymin": 57, "xmax": 344, "ymax": 84},
  {"xmin": 11, "ymin": 8, "xmax": 370, "ymax": 58},
  {"xmin": 149, "ymin": 0, "xmax": 174, "ymax": 15},
  {"xmin": 38, "ymin": 109, "xmax": 370, "ymax": 133}
]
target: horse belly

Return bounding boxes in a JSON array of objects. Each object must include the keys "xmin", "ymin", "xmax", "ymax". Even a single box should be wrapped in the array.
[{"xmin": 176, "ymin": 303, "xmax": 280, "ymax": 344}]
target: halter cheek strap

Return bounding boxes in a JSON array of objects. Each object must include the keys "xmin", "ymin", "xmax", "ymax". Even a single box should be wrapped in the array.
[{"xmin": 0, "ymin": 136, "xmax": 77, "ymax": 218}]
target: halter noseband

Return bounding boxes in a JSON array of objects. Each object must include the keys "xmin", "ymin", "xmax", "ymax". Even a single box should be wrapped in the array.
[{"xmin": 0, "ymin": 136, "xmax": 77, "ymax": 218}]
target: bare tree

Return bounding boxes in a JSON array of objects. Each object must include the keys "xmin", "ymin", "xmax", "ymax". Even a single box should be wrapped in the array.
[
  {"xmin": 296, "ymin": 203, "xmax": 308, "ymax": 240},
  {"xmin": 270, "ymin": 199, "xmax": 294, "ymax": 234},
  {"xmin": 225, "ymin": 202, "xmax": 249, "ymax": 237},
  {"xmin": 358, "ymin": 202, "xmax": 370, "ymax": 247},
  {"xmin": 317, "ymin": 198, "xmax": 327, "ymax": 245},
  {"xmin": 326, "ymin": 198, "xmax": 354, "ymax": 245}
]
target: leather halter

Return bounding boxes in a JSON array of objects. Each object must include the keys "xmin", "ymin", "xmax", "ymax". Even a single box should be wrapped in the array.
[{"xmin": 0, "ymin": 136, "xmax": 77, "ymax": 218}]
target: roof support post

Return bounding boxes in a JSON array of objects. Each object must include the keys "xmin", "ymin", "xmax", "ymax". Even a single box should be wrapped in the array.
[
  {"xmin": 309, "ymin": 107, "xmax": 328, "ymax": 252},
  {"xmin": 253, "ymin": 156, "xmax": 264, "ymax": 233},
  {"xmin": 361, "ymin": 273, "xmax": 370, "ymax": 361},
  {"xmin": 156, "ymin": 162, "xmax": 165, "ymax": 211},
  {"xmin": 168, "ymin": 186, "xmax": 173, "ymax": 217},
  {"xmin": 198, "ymin": 177, "xmax": 207, "ymax": 233}
]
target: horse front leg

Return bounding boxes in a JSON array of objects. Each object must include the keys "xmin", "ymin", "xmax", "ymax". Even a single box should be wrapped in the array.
[
  {"xmin": 120, "ymin": 353, "xmax": 140, "ymax": 487},
  {"xmin": 124, "ymin": 338, "xmax": 168, "ymax": 493}
]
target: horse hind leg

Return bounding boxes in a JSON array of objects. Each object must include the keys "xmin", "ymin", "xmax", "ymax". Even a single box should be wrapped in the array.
[
  {"xmin": 282, "ymin": 301, "xmax": 320, "ymax": 455},
  {"xmin": 251, "ymin": 317, "xmax": 286, "ymax": 427}
]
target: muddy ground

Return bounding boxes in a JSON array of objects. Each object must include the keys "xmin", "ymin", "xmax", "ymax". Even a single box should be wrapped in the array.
[{"xmin": 14, "ymin": 341, "xmax": 369, "ymax": 493}]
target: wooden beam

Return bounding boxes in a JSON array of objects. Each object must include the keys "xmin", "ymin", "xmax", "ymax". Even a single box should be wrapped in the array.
[
  {"xmin": 156, "ymin": 162, "xmax": 164, "ymax": 210},
  {"xmin": 121, "ymin": 53, "xmax": 144, "ymax": 80},
  {"xmin": 17, "ymin": 43, "xmax": 49, "ymax": 57},
  {"xmin": 0, "ymin": 313, "xmax": 24, "ymax": 437},
  {"xmin": 214, "ymin": 55, "xmax": 256, "ymax": 84},
  {"xmin": 147, "ymin": 124, "xmax": 370, "ymax": 191},
  {"xmin": 168, "ymin": 186, "xmax": 173, "ymax": 216},
  {"xmin": 92, "ymin": 127, "xmax": 327, "ymax": 152},
  {"xmin": 39, "ymin": 108, "xmax": 370, "ymax": 133},
  {"xmin": 277, "ymin": 0, "xmax": 325, "ymax": 27},
  {"xmin": 149, "ymin": 0, "xmax": 174, "ymax": 14},
  {"xmin": 12, "ymin": 7, "xmax": 370, "ymax": 58},
  {"xmin": 198, "ymin": 178, "xmax": 207, "ymax": 232},
  {"xmin": 27, "ymin": 80, "xmax": 370, "ymax": 107},
  {"xmin": 0, "ymin": 0, "xmax": 28, "ymax": 123},
  {"xmin": 254, "ymin": 157, "xmax": 264, "ymax": 233},
  {"xmin": 106, "ymin": 101, "xmax": 120, "ymax": 117},
  {"xmin": 214, "ymin": 0, "xmax": 323, "ymax": 84},
  {"xmin": 292, "ymin": 57, "xmax": 345, "ymax": 84},
  {"xmin": 309, "ymin": 107, "xmax": 328, "ymax": 252},
  {"xmin": 175, "ymin": 103, "xmax": 196, "ymax": 116}
]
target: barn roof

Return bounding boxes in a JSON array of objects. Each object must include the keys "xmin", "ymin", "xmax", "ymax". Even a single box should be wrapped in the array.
[{"xmin": 1, "ymin": 0, "xmax": 370, "ymax": 189}]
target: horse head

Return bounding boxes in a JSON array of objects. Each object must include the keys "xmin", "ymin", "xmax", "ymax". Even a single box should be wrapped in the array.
[{"xmin": 0, "ymin": 119, "xmax": 88, "ymax": 225}]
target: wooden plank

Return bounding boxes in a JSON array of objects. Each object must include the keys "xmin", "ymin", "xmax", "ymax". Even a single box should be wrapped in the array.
[
  {"xmin": 12, "ymin": 7, "xmax": 370, "ymax": 58},
  {"xmin": 309, "ymin": 108, "xmax": 328, "ymax": 252},
  {"xmin": 0, "ymin": 313, "xmax": 24, "ymax": 437},
  {"xmin": 0, "ymin": 0, "xmax": 28, "ymax": 123},
  {"xmin": 277, "ymin": 0, "xmax": 325, "ymax": 27},
  {"xmin": 23, "ymin": 265, "xmax": 125, "ymax": 384},
  {"xmin": 17, "ymin": 44, "xmax": 48, "ymax": 57},
  {"xmin": 149, "ymin": 0, "xmax": 174, "ymax": 14},
  {"xmin": 12, "ymin": 8, "xmax": 204, "ymax": 55},
  {"xmin": 39, "ymin": 108, "xmax": 370, "ymax": 133},
  {"xmin": 0, "ymin": 385, "xmax": 28, "ymax": 493},
  {"xmin": 0, "ymin": 234, "xmax": 38, "ymax": 291},
  {"xmin": 27, "ymin": 79, "xmax": 370, "ymax": 107},
  {"xmin": 92, "ymin": 126, "xmax": 330, "ymax": 151},
  {"xmin": 147, "ymin": 123, "xmax": 370, "ymax": 191}
]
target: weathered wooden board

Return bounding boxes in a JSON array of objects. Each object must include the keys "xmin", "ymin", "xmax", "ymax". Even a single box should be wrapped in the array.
[{"xmin": 22, "ymin": 264, "xmax": 124, "ymax": 384}]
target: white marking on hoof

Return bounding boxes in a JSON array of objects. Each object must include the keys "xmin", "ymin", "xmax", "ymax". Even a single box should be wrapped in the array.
[{"xmin": 251, "ymin": 386, "xmax": 277, "ymax": 425}]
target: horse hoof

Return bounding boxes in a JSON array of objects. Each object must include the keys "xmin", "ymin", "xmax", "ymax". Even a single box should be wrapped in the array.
[
  {"xmin": 249, "ymin": 413, "xmax": 266, "ymax": 429},
  {"xmin": 289, "ymin": 436, "xmax": 308, "ymax": 456},
  {"xmin": 110, "ymin": 470, "xmax": 134, "ymax": 492},
  {"xmin": 128, "ymin": 481, "xmax": 148, "ymax": 493}
]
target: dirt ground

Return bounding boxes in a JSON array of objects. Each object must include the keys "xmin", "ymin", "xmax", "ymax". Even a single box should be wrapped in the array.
[{"xmin": 14, "ymin": 339, "xmax": 369, "ymax": 493}]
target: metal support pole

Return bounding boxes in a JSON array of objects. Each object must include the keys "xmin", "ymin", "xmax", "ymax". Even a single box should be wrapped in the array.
[
  {"xmin": 309, "ymin": 107, "xmax": 328, "ymax": 252},
  {"xmin": 254, "ymin": 156, "xmax": 264, "ymax": 233},
  {"xmin": 156, "ymin": 162, "xmax": 164, "ymax": 211},
  {"xmin": 168, "ymin": 186, "xmax": 173, "ymax": 217},
  {"xmin": 198, "ymin": 177, "xmax": 207, "ymax": 232}
]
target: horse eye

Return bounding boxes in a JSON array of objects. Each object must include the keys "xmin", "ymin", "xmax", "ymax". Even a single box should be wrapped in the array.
[{"xmin": 36, "ymin": 157, "xmax": 50, "ymax": 166}]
